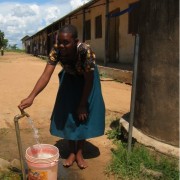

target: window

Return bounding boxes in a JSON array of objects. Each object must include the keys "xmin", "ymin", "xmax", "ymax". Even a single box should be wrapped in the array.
[
  {"xmin": 95, "ymin": 15, "xmax": 102, "ymax": 38},
  {"xmin": 61, "ymin": 20, "xmax": 65, "ymax": 26},
  {"xmin": 128, "ymin": 2, "xmax": 139, "ymax": 34},
  {"xmin": 85, "ymin": 20, "xmax": 91, "ymax": 40}
]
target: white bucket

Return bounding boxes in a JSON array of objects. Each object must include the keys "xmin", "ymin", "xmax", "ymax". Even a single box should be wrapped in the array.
[{"xmin": 25, "ymin": 144, "xmax": 59, "ymax": 180}]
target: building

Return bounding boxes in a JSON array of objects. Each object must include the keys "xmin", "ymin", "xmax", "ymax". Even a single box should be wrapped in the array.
[
  {"xmin": 23, "ymin": 0, "xmax": 139, "ymax": 69},
  {"xmin": 21, "ymin": 35, "xmax": 30, "ymax": 51}
]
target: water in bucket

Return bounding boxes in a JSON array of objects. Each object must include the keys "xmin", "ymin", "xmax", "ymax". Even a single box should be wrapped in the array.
[
  {"xmin": 26, "ymin": 144, "xmax": 59, "ymax": 180},
  {"xmin": 26, "ymin": 117, "xmax": 59, "ymax": 180}
]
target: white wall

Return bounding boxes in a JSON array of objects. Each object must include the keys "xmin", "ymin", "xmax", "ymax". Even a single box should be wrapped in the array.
[
  {"xmin": 86, "ymin": 1, "xmax": 106, "ymax": 62},
  {"xmin": 71, "ymin": 1, "xmax": 106, "ymax": 62},
  {"xmin": 71, "ymin": 0, "xmax": 139, "ymax": 64},
  {"xmin": 110, "ymin": 0, "xmax": 139, "ymax": 64},
  {"xmin": 71, "ymin": 11, "xmax": 83, "ymax": 41}
]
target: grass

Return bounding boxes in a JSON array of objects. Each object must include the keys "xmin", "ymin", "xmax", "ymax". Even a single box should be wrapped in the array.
[
  {"xmin": 105, "ymin": 127, "xmax": 179, "ymax": 180},
  {"xmin": 0, "ymin": 171, "xmax": 22, "ymax": 180},
  {"xmin": 99, "ymin": 72, "xmax": 109, "ymax": 79},
  {"xmin": 5, "ymin": 49, "xmax": 25, "ymax": 53}
]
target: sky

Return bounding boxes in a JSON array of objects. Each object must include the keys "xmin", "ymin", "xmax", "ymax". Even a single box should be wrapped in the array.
[{"xmin": 0, "ymin": 0, "xmax": 91, "ymax": 48}]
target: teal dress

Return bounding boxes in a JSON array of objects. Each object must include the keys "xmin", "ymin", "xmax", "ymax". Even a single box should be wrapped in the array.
[{"xmin": 48, "ymin": 43, "xmax": 105, "ymax": 140}]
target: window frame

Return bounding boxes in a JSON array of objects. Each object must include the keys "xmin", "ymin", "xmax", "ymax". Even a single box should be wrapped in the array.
[
  {"xmin": 85, "ymin": 19, "xmax": 91, "ymax": 40},
  {"xmin": 95, "ymin": 15, "xmax": 102, "ymax": 39}
]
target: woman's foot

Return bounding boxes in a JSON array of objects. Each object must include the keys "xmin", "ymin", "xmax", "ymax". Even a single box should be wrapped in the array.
[
  {"xmin": 63, "ymin": 153, "xmax": 76, "ymax": 167},
  {"xmin": 76, "ymin": 152, "xmax": 88, "ymax": 169}
]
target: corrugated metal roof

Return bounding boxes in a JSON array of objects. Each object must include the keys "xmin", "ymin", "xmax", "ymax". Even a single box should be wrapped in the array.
[
  {"xmin": 21, "ymin": 35, "xmax": 30, "ymax": 41},
  {"xmin": 30, "ymin": 0, "xmax": 99, "ymax": 38}
]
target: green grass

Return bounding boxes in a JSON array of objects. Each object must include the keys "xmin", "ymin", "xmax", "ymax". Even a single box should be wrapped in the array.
[
  {"xmin": 99, "ymin": 72, "xmax": 109, "ymax": 78},
  {"xmin": 0, "ymin": 171, "xmax": 22, "ymax": 180},
  {"xmin": 5, "ymin": 49, "xmax": 25, "ymax": 53},
  {"xmin": 105, "ymin": 128, "xmax": 179, "ymax": 180}
]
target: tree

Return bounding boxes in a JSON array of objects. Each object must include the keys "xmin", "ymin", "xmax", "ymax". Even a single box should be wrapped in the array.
[
  {"xmin": 9, "ymin": 44, "xmax": 18, "ymax": 50},
  {"xmin": 0, "ymin": 30, "xmax": 8, "ymax": 48}
]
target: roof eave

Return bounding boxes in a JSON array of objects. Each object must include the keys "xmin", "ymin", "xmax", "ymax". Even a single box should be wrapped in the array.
[{"xmin": 30, "ymin": 0, "xmax": 99, "ymax": 37}]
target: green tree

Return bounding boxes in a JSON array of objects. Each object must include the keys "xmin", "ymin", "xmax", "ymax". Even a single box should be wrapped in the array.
[
  {"xmin": 9, "ymin": 44, "xmax": 18, "ymax": 49},
  {"xmin": 0, "ymin": 30, "xmax": 8, "ymax": 48}
]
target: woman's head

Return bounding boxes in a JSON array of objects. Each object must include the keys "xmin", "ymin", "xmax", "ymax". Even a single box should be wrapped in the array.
[
  {"xmin": 59, "ymin": 24, "xmax": 78, "ymax": 39},
  {"xmin": 58, "ymin": 24, "xmax": 78, "ymax": 56}
]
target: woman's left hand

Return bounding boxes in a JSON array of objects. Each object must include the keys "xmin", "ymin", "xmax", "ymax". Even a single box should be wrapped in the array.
[{"xmin": 77, "ymin": 106, "xmax": 88, "ymax": 121}]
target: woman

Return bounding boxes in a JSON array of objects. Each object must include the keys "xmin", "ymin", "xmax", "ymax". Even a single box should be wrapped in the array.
[{"xmin": 18, "ymin": 24, "xmax": 105, "ymax": 169}]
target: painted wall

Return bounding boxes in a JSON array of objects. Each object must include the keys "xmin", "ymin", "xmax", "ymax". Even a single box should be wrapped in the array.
[
  {"xmin": 109, "ymin": 0, "xmax": 139, "ymax": 64},
  {"xmin": 71, "ymin": 11, "xmax": 84, "ymax": 42},
  {"xmin": 85, "ymin": 0, "xmax": 139, "ymax": 64},
  {"xmin": 70, "ymin": 1, "xmax": 106, "ymax": 62},
  {"xmin": 86, "ymin": 0, "xmax": 106, "ymax": 62}
]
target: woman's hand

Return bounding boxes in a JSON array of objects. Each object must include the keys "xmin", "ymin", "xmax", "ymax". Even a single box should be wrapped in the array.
[
  {"xmin": 18, "ymin": 96, "xmax": 34, "ymax": 110},
  {"xmin": 18, "ymin": 63, "xmax": 56, "ymax": 111},
  {"xmin": 77, "ymin": 106, "xmax": 88, "ymax": 121}
]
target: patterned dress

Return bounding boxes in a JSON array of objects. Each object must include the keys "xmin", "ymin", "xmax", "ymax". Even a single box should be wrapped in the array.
[{"xmin": 48, "ymin": 43, "xmax": 105, "ymax": 140}]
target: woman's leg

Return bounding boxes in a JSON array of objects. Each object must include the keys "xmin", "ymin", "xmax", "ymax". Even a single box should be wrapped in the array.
[
  {"xmin": 63, "ymin": 140, "xmax": 76, "ymax": 167},
  {"xmin": 76, "ymin": 139, "xmax": 88, "ymax": 169}
]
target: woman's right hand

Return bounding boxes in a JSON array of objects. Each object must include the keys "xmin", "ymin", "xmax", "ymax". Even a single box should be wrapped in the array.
[{"xmin": 18, "ymin": 96, "xmax": 34, "ymax": 110}]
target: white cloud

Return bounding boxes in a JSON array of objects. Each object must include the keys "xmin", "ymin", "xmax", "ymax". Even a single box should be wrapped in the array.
[
  {"xmin": 11, "ymin": 4, "xmax": 38, "ymax": 17},
  {"xmin": 0, "ymin": 0, "xmax": 90, "ymax": 48},
  {"xmin": 70, "ymin": 0, "xmax": 90, "ymax": 9},
  {"xmin": 43, "ymin": 6, "xmax": 61, "ymax": 25}
]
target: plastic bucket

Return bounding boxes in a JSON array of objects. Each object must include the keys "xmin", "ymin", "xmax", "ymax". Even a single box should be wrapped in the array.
[{"xmin": 25, "ymin": 144, "xmax": 59, "ymax": 180}]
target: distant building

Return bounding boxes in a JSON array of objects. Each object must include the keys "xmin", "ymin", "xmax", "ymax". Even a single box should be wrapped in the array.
[
  {"xmin": 21, "ymin": 35, "xmax": 29, "ymax": 49},
  {"xmin": 21, "ymin": 35, "xmax": 30, "ymax": 52}
]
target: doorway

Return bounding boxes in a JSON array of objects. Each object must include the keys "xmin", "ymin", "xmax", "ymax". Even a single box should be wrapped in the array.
[{"xmin": 109, "ymin": 8, "xmax": 120, "ymax": 63}]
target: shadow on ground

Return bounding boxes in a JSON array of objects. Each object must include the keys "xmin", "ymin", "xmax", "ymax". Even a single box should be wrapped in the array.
[
  {"xmin": 54, "ymin": 139, "xmax": 101, "ymax": 179},
  {"xmin": 54, "ymin": 139, "xmax": 100, "ymax": 159}
]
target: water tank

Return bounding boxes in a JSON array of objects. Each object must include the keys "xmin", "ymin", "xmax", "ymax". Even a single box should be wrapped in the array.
[{"xmin": 134, "ymin": 0, "xmax": 179, "ymax": 146}]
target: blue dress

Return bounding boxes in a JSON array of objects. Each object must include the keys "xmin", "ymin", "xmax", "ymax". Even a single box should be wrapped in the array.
[{"xmin": 48, "ymin": 43, "xmax": 105, "ymax": 140}]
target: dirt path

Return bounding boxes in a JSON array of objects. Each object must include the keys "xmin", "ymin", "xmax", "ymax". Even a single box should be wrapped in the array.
[{"xmin": 0, "ymin": 52, "xmax": 131, "ymax": 179}]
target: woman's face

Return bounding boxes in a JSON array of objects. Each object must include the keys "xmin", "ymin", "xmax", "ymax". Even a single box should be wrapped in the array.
[{"xmin": 58, "ymin": 32, "xmax": 77, "ymax": 57}]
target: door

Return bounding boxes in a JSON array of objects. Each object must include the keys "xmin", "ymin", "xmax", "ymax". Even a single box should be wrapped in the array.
[{"xmin": 109, "ymin": 8, "xmax": 120, "ymax": 63}]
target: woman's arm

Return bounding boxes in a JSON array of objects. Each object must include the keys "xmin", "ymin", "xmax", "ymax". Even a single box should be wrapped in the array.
[
  {"xmin": 77, "ymin": 71, "xmax": 94, "ymax": 121},
  {"xmin": 18, "ymin": 64, "xmax": 56, "ymax": 110}
]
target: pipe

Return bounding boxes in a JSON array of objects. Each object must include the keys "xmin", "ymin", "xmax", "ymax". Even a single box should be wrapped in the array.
[
  {"xmin": 127, "ymin": 34, "xmax": 140, "ymax": 153},
  {"xmin": 14, "ymin": 110, "xmax": 30, "ymax": 180}
]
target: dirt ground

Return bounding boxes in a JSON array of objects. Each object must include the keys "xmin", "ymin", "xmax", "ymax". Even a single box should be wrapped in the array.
[{"xmin": 0, "ymin": 52, "xmax": 131, "ymax": 179}]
